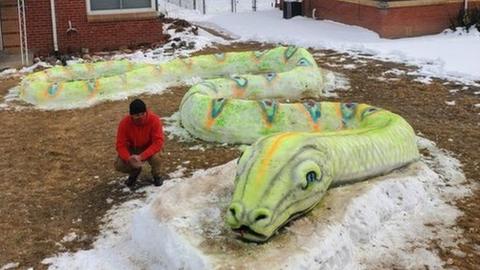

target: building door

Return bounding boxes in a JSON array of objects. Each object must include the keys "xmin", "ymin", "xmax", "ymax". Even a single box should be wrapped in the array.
[{"xmin": 0, "ymin": 0, "xmax": 21, "ymax": 53}]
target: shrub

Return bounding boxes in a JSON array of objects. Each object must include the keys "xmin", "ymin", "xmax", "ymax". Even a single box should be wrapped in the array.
[{"xmin": 450, "ymin": 7, "xmax": 480, "ymax": 32}]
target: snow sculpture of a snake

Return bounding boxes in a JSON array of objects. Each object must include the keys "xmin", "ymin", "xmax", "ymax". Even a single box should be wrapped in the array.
[{"xmin": 19, "ymin": 47, "xmax": 419, "ymax": 242}]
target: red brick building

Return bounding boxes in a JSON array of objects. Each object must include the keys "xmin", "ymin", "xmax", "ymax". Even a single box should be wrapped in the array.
[
  {"xmin": 1, "ymin": 0, "xmax": 165, "ymax": 61},
  {"xmin": 284, "ymin": 0, "xmax": 480, "ymax": 38}
]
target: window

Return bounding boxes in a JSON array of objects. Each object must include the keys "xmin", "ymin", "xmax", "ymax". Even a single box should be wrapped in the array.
[{"xmin": 88, "ymin": 0, "xmax": 156, "ymax": 14}]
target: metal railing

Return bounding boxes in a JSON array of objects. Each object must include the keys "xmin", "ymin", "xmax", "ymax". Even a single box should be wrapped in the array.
[{"xmin": 162, "ymin": 0, "xmax": 272, "ymax": 15}]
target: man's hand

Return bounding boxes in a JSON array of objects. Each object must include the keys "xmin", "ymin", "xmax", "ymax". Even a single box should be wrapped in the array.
[{"xmin": 128, "ymin": 155, "xmax": 143, "ymax": 168}]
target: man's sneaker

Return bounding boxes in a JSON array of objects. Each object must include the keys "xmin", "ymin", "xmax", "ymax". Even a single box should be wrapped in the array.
[
  {"xmin": 125, "ymin": 169, "xmax": 141, "ymax": 187},
  {"xmin": 153, "ymin": 176, "xmax": 163, "ymax": 187}
]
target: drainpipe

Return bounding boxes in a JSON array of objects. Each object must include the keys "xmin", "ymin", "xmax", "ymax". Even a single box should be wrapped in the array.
[
  {"xmin": 50, "ymin": 0, "xmax": 59, "ymax": 52},
  {"xmin": 464, "ymin": 0, "xmax": 468, "ymax": 11}
]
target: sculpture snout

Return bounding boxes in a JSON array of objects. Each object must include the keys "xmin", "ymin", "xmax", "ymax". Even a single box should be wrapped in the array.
[{"xmin": 226, "ymin": 202, "xmax": 272, "ymax": 227}]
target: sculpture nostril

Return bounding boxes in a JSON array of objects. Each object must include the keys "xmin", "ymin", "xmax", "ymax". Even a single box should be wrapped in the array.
[
  {"xmin": 250, "ymin": 208, "xmax": 272, "ymax": 224},
  {"xmin": 255, "ymin": 214, "xmax": 268, "ymax": 222},
  {"xmin": 227, "ymin": 202, "xmax": 244, "ymax": 223}
]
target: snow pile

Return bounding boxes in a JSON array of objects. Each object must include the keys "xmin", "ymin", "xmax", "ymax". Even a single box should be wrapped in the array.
[{"xmin": 43, "ymin": 137, "xmax": 471, "ymax": 269}]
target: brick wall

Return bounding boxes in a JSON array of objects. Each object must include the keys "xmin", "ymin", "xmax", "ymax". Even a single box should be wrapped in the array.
[
  {"xmin": 26, "ymin": 0, "xmax": 165, "ymax": 56},
  {"xmin": 299, "ymin": 0, "xmax": 480, "ymax": 38}
]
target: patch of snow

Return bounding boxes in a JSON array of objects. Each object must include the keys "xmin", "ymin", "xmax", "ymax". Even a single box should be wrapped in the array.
[
  {"xmin": 162, "ymin": 112, "xmax": 195, "ymax": 142},
  {"xmin": 0, "ymin": 263, "xmax": 19, "ymax": 270},
  {"xmin": 168, "ymin": 166, "xmax": 187, "ymax": 178},
  {"xmin": 188, "ymin": 145, "xmax": 206, "ymax": 151},
  {"xmin": 61, "ymin": 232, "xmax": 78, "ymax": 243},
  {"xmin": 413, "ymin": 76, "xmax": 433, "ymax": 84},
  {"xmin": 323, "ymin": 71, "xmax": 350, "ymax": 97},
  {"xmin": 0, "ymin": 68, "xmax": 17, "ymax": 78},
  {"xmin": 383, "ymin": 68, "xmax": 406, "ymax": 76},
  {"xmin": 343, "ymin": 64, "xmax": 356, "ymax": 69},
  {"xmin": 445, "ymin": 100, "xmax": 456, "ymax": 106}
]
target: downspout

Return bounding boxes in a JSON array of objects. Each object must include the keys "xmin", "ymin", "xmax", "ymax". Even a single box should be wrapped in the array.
[{"xmin": 50, "ymin": 0, "xmax": 59, "ymax": 52}]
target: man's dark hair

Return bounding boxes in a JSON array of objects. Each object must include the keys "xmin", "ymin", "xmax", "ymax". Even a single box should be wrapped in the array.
[{"xmin": 129, "ymin": 99, "xmax": 147, "ymax": 115}]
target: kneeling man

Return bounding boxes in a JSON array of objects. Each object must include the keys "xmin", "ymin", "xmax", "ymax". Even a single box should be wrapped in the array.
[{"xmin": 115, "ymin": 99, "xmax": 164, "ymax": 187}]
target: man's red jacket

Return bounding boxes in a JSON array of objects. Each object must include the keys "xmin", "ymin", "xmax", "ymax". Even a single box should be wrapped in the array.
[{"xmin": 116, "ymin": 110, "xmax": 164, "ymax": 162}]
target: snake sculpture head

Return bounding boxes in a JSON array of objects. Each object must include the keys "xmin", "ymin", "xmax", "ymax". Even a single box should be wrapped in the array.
[{"xmin": 226, "ymin": 132, "xmax": 334, "ymax": 241}]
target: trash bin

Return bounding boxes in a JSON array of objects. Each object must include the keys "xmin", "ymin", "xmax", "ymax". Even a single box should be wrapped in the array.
[{"xmin": 283, "ymin": 0, "xmax": 303, "ymax": 19}]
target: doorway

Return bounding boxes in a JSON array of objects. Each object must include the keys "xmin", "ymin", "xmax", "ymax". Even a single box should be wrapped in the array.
[{"xmin": 0, "ymin": 0, "xmax": 21, "ymax": 53}]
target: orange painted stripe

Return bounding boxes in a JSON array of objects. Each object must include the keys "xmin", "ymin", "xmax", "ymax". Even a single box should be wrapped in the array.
[
  {"xmin": 295, "ymin": 103, "xmax": 320, "ymax": 132},
  {"xmin": 335, "ymin": 103, "xmax": 344, "ymax": 129},
  {"xmin": 260, "ymin": 114, "xmax": 273, "ymax": 129},
  {"xmin": 205, "ymin": 101, "xmax": 215, "ymax": 129},
  {"xmin": 255, "ymin": 132, "xmax": 297, "ymax": 186},
  {"xmin": 88, "ymin": 79, "xmax": 101, "ymax": 99},
  {"xmin": 232, "ymin": 84, "xmax": 245, "ymax": 98}
]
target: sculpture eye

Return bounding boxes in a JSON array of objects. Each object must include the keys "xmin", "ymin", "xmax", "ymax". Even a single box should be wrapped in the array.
[
  {"xmin": 296, "ymin": 161, "xmax": 322, "ymax": 190},
  {"xmin": 306, "ymin": 171, "xmax": 317, "ymax": 183},
  {"xmin": 302, "ymin": 171, "xmax": 318, "ymax": 190}
]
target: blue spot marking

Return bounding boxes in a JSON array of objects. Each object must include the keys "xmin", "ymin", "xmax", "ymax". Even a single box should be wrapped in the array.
[
  {"xmin": 231, "ymin": 76, "xmax": 248, "ymax": 88},
  {"xmin": 48, "ymin": 84, "xmax": 59, "ymax": 96},
  {"xmin": 87, "ymin": 80, "xmax": 96, "ymax": 93},
  {"xmin": 341, "ymin": 103, "xmax": 358, "ymax": 127},
  {"xmin": 259, "ymin": 99, "xmax": 278, "ymax": 124},
  {"xmin": 303, "ymin": 100, "xmax": 321, "ymax": 123},
  {"xmin": 211, "ymin": 98, "xmax": 227, "ymax": 118}
]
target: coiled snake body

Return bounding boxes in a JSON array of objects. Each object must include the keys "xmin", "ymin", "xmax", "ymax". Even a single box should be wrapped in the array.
[{"xmin": 20, "ymin": 47, "xmax": 419, "ymax": 242}]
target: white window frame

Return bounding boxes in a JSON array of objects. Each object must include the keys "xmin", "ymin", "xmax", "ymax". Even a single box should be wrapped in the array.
[{"xmin": 86, "ymin": 0, "xmax": 156, "ymax": 15}]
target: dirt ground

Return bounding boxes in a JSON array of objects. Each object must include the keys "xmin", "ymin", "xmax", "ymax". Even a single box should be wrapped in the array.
[{"xmin": 0, "ymin": 42, "xmax": 479, "ymax": 269}]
